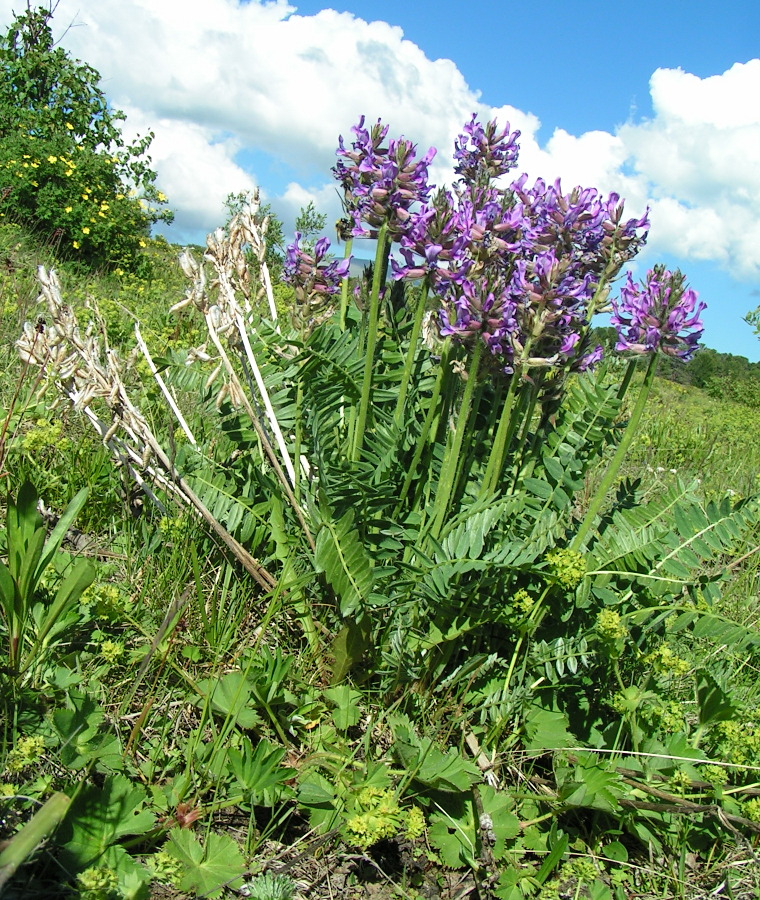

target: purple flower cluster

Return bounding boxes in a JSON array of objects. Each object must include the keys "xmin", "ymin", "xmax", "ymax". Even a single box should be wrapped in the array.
[
  {"xmin": 283, "ymin": 233, "xmax": 351, "ymax": 303},
  {"xmin": 333, "ymin": 116, "xmax": 436, "ymax": 240},
  {"xmin": 611, "ymin": 266, "xmax": 705, "ymax": 359},
  {"xmin": 387, "ymin": 116, "xmax": 650, "ymax": 375},
  {"xmin": 453, "ymin": 114, "xmax": 521, "ymax": 184}
]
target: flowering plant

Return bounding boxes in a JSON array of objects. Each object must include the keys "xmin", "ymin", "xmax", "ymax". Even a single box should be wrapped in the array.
[{"xmin": 24, "ymin": 109, "xmax": 760, "ymax": 879}]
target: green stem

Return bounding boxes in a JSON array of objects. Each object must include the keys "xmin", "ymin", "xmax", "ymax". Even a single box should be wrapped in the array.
[
  {"xmin": 501, "ymin": 583, "xmax": 552, "ymax": 699},
  {"xmin": 338, "ymin": 236, "xmax": 353, "ymax": 332},
  {"xmin": 394, "ymin": 341, "xmax": 451, "ymax": 518},
  {"xmin": 352, "ymin": 223, "xmax": 389, "ymax": 461},
  {"xmin": 294, "ymin": 380, "xmax": 304, "ymax": 502},
  {"xmin": 617, "ymin": 356, "xmax": 638, "ymax": 400},
  {"xmin": 429, "ymin": 340, "xmax": 483, "ymax": 541},
  {"xmin": 571, "ymin": 352, "xmax": 659, "ymax": 551},
  {"xmin": 0, "ymin": 792, "xmax": 70, "ymax": 890},
  {"xmin": 394, "ymin": 282, "xmax": 429, "ymax": 426},
  {"xmin": 480, "ymin": 373, "xmax": 520, "ymax": 498}
]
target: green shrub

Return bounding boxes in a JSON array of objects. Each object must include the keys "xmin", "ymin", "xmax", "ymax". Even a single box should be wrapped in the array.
[{"xmin": 0, "ymin": 6, "xmax": 171, "ymax": 272}]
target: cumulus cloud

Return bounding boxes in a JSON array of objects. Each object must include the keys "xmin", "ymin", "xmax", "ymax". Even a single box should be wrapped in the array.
[
  {"xmin": 2, "ymin": 0, "xmax": 758, "ymax": 278},
  {"xmin": 618, "ymin": 60, "xmax": 760, "ymax": 276}
]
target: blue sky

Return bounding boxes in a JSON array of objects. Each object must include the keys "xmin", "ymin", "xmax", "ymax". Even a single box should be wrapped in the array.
[{"xmin": 5, "ymin": 0, "xmax": 758, "ymax": 359}]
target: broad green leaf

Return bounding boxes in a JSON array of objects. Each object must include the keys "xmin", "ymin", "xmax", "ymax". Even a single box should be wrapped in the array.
[
  {"xmin": 167, "ymin": 829, "xmax": 245, "ymax": 898},
  {"xmin": 35, "ymin": 485, "xmax": 89, "ymax": 581},
  {"xmin": 58, "ymin": 775, "xmax": 154, "ymax": 870},
  {"xmin": 323, "ymin": 684, "xmax": 362, "ymax": 730},
  {"xmin": 195, "ymin": 670, "xmax": 260, "ymax": 729},
  {"xmin": 330, "ymin": 617, "xmax": 371, "ymax": 683},
  {"xmin": 391, "ymin": 717, "xmax": 479, "ymax": 792},
  {"xmin": 696, "ymin": 668, "xmax": 738, "ymax": 726},
  {"xmin": 429, "ymin": 806, "xmax": 476, "ymax": 869},
  {"xmin": 478, "ymin": 784, "xmax": 520, "ymax": 859},
  {"xmin": 227, "ymin": 736, "xmax": 292, "ymax": 800},
  {"xmin": 523, "ymin": 705, "xmax": 575, "ymax": 753}
]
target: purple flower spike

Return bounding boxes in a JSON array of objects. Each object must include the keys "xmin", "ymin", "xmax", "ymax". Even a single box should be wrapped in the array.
[
  {"xmin": 454, "ymin": 115, "xmax": 521, "ymax": 184},
  {"xmin": 283, "ymin": 232, "xmax": 351, "ymax": 300},
  {"xmin": 611, "ymin": 266, "xmax": 706, "ymax": 360},
  {"xmin": 333, "ymin": 116, "xmax": 436, "ymax": 241}
]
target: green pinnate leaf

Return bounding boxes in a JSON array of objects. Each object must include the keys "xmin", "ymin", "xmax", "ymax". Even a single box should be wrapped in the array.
[{"xmin": 315, "ymin": 510, "xmax": 374, "ymax": 616}]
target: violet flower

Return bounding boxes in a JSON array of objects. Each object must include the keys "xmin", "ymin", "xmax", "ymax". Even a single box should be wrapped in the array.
[
  {"xmin": 283, "ymin": 232, "xmax": 351, "ymax": 323},
  {"xmin": 611, "ymin": 266, "xmax": 705, "ymax": 360},
  {"xmin": 453, "ymin": 114, "xmax": 521, "ymax": 184},
  {"xmin": 333, "ymin": 116, "xmax": 436, "ymax": 240}
]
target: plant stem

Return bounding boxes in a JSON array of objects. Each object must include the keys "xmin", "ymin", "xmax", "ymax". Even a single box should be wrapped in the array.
[
  {"xmin": 571, "ymin": 352, "xmax": 659, "ymax": 550},
  {"xmin": 480, "ymin": 373, "xmax": 520, "ymax": 498},
  {"xmin": 617, "ymin": 356, "xmax": 638, "ymax": 400},
  {"xmin": 338, "ymin": 236, "xmax": 353, "ymax": 332},
  {"xmin": 429, "ymin": 340, "xmax": 483, "ymax": 541},
  {"xmin": 352, "ymin": 223, "xmax": 389, "ymax": 462},
  {"xmin": 394, "ymin": 282, "xmax": 429, "ymax": 426},
  {"xmin": 394, "ymin": 341, "xmax": 451, "ymax": 518}
]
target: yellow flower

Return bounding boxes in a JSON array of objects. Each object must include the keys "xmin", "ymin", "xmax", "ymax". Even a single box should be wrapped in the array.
[
  {"xmin": 72, "ymin": 240, "xmax": 80, "ymax": 249},
  {"xmin": 82, "ymin": 227, "xmax": 90, "ymax": 235},
  {"xmin": 65, "ymin": 169, "xmax": 74, "ymax": 176},
  {"xmin": 64, "ymin": 206, "xmax": 73, "ymax": 213},
  {"xmin": 156, "ymin": 191, "xmax": 167, "ymax": 202},
  {"xmin": 81, "ymin": 193, "xmax": 89, "ymax": 200},
  {"xmin": 138, "ymin": 239, "xmax": 147, "ymax": 248},
  {"xmin": 47, "ymin": 155, "xmax": 57, "ymax": 164},
  {"xmin": 65, "ymin": 122, "xmax": 74, "ymax": 130}
]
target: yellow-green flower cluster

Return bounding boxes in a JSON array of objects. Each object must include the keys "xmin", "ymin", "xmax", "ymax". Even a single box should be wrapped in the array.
[
  {"xmin": 99, "ymin": 639, "xmax": 124, "ymax": 663},
  {"xmin": 715, "ymin": 719, "xmax": 760, "ymax": 768},
  {"xmin": 645, "ymin": 643, "xmax": 690, "ymax": 677},
  {"xmin": 595, "ymin": 608, "xmax": 628, "ymax": 643},
  {"xmin": 545, "ymin": 548, "xmax": 586, "ymax": 589},
  {"xmin": 343, "ymin": 787, "xmax": 425, "ymax": 850},
  {"xmin": 82, "ymin": 582, "xmax": 129, "ymax": 620},
  {"xmin": 700, "ymin": 765, "xmax": 729, "ymax": 787},
  {"xmin": 743, "ymin": 797, "xmax": 760, "ymax": 823},
  {"xmin": 4, "ymin": 735, "xmax": 45, "ymax": 773},
  {"xmin": 19, "ymin": 417, "xmax": 69, "ymax": 454},
  {"xmin": 512, "ymin": 589, "xmax": 535, "ymax": 614},
  {"xmin": 76, "ymin": 865, "xmax": 119, "ymax": 900},
  {"xmin": 147, "ymin": 849, "xmax": 183, "ymax": 886}
]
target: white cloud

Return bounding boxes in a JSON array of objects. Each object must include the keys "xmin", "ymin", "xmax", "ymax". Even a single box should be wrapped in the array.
[
  {"xmin": 122, "ymin": 111, "xmax": 258, "ymax": 240},
  {"xmin": 2, "ymin": 1, "xmax": 758, "ymax": 279},
  {"xmin": 618, "ymin": 60, "xmax": 760, "ymax": 276}
]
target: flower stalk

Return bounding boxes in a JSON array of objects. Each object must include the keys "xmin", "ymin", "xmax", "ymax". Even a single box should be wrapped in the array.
[
  {"xmin": 571, "ymin": 351, "xmax": 659, "ymax": 550},
  {"xmin": 352, "ymin": 221, "xmax": 389, "ymax": 461}
]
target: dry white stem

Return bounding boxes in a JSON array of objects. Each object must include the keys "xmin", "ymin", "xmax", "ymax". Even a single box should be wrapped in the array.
[
  {"xmin": 234, "ymin": 309, "xmax": 295, "ymax": 486},
  {"xmin": 134, "ymin": 322, "xmax": 197, "ymax": 446}
]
